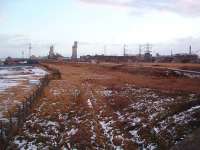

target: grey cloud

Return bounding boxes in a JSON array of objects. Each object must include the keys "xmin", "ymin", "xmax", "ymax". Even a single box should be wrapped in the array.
[{"xmin": 78, "ymin": 0, "xmax": 200, "ymax": 16}]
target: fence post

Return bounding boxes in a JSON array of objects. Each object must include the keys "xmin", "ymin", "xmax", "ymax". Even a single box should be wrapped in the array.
[
  {"xmin": 25, "ymin": 100, "xmax": 28, "ymax": 114},
  {"xmin": 17, "ymin": 105, "xmax": 21, "ymax": 128},
  {"xmin": 8, "ymin": 111, "xmax": 13, "ymax": 133},
  {"xmin": 0, "ymin": 121, "xmax": 3, "ymax": 138},
  {"xmin": 22, "ymin": 102, "xmax": 25, "ymax": 121}
]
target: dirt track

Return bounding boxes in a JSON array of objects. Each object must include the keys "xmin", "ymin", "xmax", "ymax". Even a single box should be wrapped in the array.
[{"xmin": 10, "ymin": 63, "xmax": 200, "ymax": 149}]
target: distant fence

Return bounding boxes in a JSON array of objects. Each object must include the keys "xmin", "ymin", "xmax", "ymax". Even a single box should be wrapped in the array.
[{"xmin": 0, "ymin": 65, "xmax": 61, "ymax": 149}]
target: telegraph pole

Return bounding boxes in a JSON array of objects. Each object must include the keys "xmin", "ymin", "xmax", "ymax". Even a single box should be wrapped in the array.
[
  {"xmin": 28, "ymin": 43, "xmax": 32, "ymax": 58},
  {"xmin": 146, "ymin": 43, "xmax": 151, "ymax": 53},
  {"xmin": 104, "ymin": 45, "xmax": 106, "ymax": 56},
  {"xmin": 22, "ymin": 51, "xmax": 24, "ymax": 59},
  {"xmin": 189, "ymin": 45, "xmax": 192, "ymax": 55},
  {"xmin": 123, "ymin": 44, "xmax": 127, "ymax": 56},
  {"xmin": 139, "ymin": 45, "xmax": 142, "ymax": 57}
]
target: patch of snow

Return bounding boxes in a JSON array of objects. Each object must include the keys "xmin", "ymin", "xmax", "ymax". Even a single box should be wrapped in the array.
[
  {"xmin": 31, "ymin": 67, "xmax": 48, "ymax": 76},
  {"xmin": 0, "ymin": 80, "xmax": 19, "ymax": 91},
  {"xmin": 99, "ymin": 120, "xmax": 115, "ymax": 145},
  {"xmin": 14, "ymin": 138, "xmax": 27, "ymax": 148},
  {"xmin": 153, "ymin": 127, "xmax": 160, "ymax": 134},
  {"xmin": 87, "ymin": 99, "xmax": 93, "ymax": 108},
  {"xmin": 29, "ymin": 79, "xmax": 40, "ymax": 85},
  {"xmin": 0, "ymin": 66, "xmax": 47, "ymax": 92},
  {"xmin": 51, "ymin": 89, "xmax": 61, "ymax": 96},
  {"xmin": 149, "ymin": 112, "xmax": 158, "ymax": 121},
  {"xmin": 14, "ymin": 138, "xmax": 38, "ymax": 150},
  {"xmin": 68, "ymin": 128, "xmax": 78, "ymax": 136},
  {"xmin": 103, "ymin": 90, "xmax": 113, "ymax": 97},
  {"xmin": 47, "ymin": 121, "xmax": 59, "ymax": 126},
  {"xmin": 146, "ymin": 143, "xmax": 157, "ymax": 150}
]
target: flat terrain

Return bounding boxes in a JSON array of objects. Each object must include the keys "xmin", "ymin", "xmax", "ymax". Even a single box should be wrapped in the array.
[
  {"xmin": 0, "ymin": 66, "xmax": 47, "ymax": 122},
  {"xmin": 10, "ymin": 63, "xmax": 200, "ymax": 149}
]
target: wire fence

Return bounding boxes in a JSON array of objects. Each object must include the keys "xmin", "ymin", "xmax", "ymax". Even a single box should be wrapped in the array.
[{"xmin": 0, "ymin": 65, "xmax": 61, "ymax": 149}]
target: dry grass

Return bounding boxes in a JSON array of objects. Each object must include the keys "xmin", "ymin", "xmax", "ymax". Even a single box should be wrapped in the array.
[{"xmin": 9, "ymin": 62, "xmax": 200, "ymax": 149}]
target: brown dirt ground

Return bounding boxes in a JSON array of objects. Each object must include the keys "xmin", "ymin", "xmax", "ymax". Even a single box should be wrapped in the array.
[
  {"xmin": 10, "ymin": 62, "xmax": 200, "ymax": 149},
  {"xmin": 57, "ymin": 62, "xmax": 200, "ymax": 93}
]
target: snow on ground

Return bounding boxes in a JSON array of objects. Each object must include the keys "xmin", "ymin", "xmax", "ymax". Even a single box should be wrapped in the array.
[
  {"xmin": 13, "ymin": 138, "xmax": 38, "ymax": 150},
  {"xmin": 87, "ymin": 99, "xmax": 93, "ymax": 108},
  {"xmin": 10, "ymin": 81, "xmax": 200, "ymax": 149},
  {"xmin": 101, "ymin": 89, "xmax": 113, "ymax": 97},
  {"xmin": 0, "ymin": 66, "xmax": 48, "ymax": 122},
  {"xmin": 68, "ymin": 128, "xmax": 78, "ymax": 136},
  {"xmin": 0, "ymin": 80, "xmax": 19, "ymax": 92},
  {"xmin": 0, "ymin": 66, "xmax": 47, "ymax": 92},
  {"xmin": 153, "ymin": 104, "xmax": 200, "ymax": 145},
  {"xmin": 99, "ymin": 84, "xmax": 200, "ymax": 149}
]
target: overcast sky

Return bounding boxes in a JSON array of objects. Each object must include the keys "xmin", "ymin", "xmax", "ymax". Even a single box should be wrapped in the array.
[{"xmin": 1, "ymin": 0, "xmax": 200, "ymax": 58}]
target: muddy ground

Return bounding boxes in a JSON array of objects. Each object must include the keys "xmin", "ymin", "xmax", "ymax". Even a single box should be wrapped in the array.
[{"xmin": 10, "ymin": 62, "xmax": 200, "ymax": 149}]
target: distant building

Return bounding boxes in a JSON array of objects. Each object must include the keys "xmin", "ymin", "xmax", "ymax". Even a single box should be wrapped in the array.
[
  {"xmin": 4, "ymin": 57, "xmax": 17, "ymax": 65},
  {"xmin": 30, "ymin": 55, "xmax": 37, "ymax": 59},
  {"xmin": 155, "ymin": 55, "xmax": 173, "ymax": 63},
  {"xmin": 48, "ymin": 45, "xmax": 56, "ymax": 59},
  {"xmin": 0, "ymin": 60, "xmax": 4, "ymax": 65},
  {"xmin": 55, "ymin": 53, "xmax": 64, "ymax": 60},
  {"xmin": 80, "ymin": 55, "xmax": 138, "ymax": 63},
  {"xmin": 47, "ymin": 45, "xmax": 64, "ymax": 60},
  {"xmin": 72, "ymin": 41, "xmax": 78, "ymax": 59},
  {"xmin": 173, "ymin": 54, "xmax": 198, "ymax": 63},
  {"xmin": 154, "ymin": 53, "xmax": 199, "ymax": 63},
  {"xmin": 26, "ymin": 55, "xmax": 39, "ymax": 64},
  {"xmin": 144, "ymin": 52, "xmax": 153, "ymax": 62},
  {"xmin": 4, "ymin": 57, "xmax": 27, "ymax": 65}
]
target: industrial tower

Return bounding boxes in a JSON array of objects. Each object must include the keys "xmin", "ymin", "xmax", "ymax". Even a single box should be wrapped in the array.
[{"xmin": 72, "ymin": 41, "xmax": 78, "ymax": 59}]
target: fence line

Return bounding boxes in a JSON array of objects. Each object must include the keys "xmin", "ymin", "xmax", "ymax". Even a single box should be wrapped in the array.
[{"xmin": 0, "ymin": 66, "xmax": 61, "ymax": 149}]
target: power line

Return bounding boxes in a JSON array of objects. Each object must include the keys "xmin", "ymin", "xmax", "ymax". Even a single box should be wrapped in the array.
[{"xmin": 29, "ymin": 43, "xmax": 32, "ymax": 58}]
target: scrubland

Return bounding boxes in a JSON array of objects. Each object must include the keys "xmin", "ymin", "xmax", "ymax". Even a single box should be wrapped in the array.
[{"xmin": 10, "ymin": 62, "xmax": 200, "ymax": 149}]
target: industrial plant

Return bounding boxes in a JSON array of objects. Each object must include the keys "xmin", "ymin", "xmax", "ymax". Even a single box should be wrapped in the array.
[
  {"xmin": 1, "ymin": 42, "xmax": 200, "ymax": 150},
  {"xmin": 2, "ymin": 0, "xmax": 200, "ymax": 149}
]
